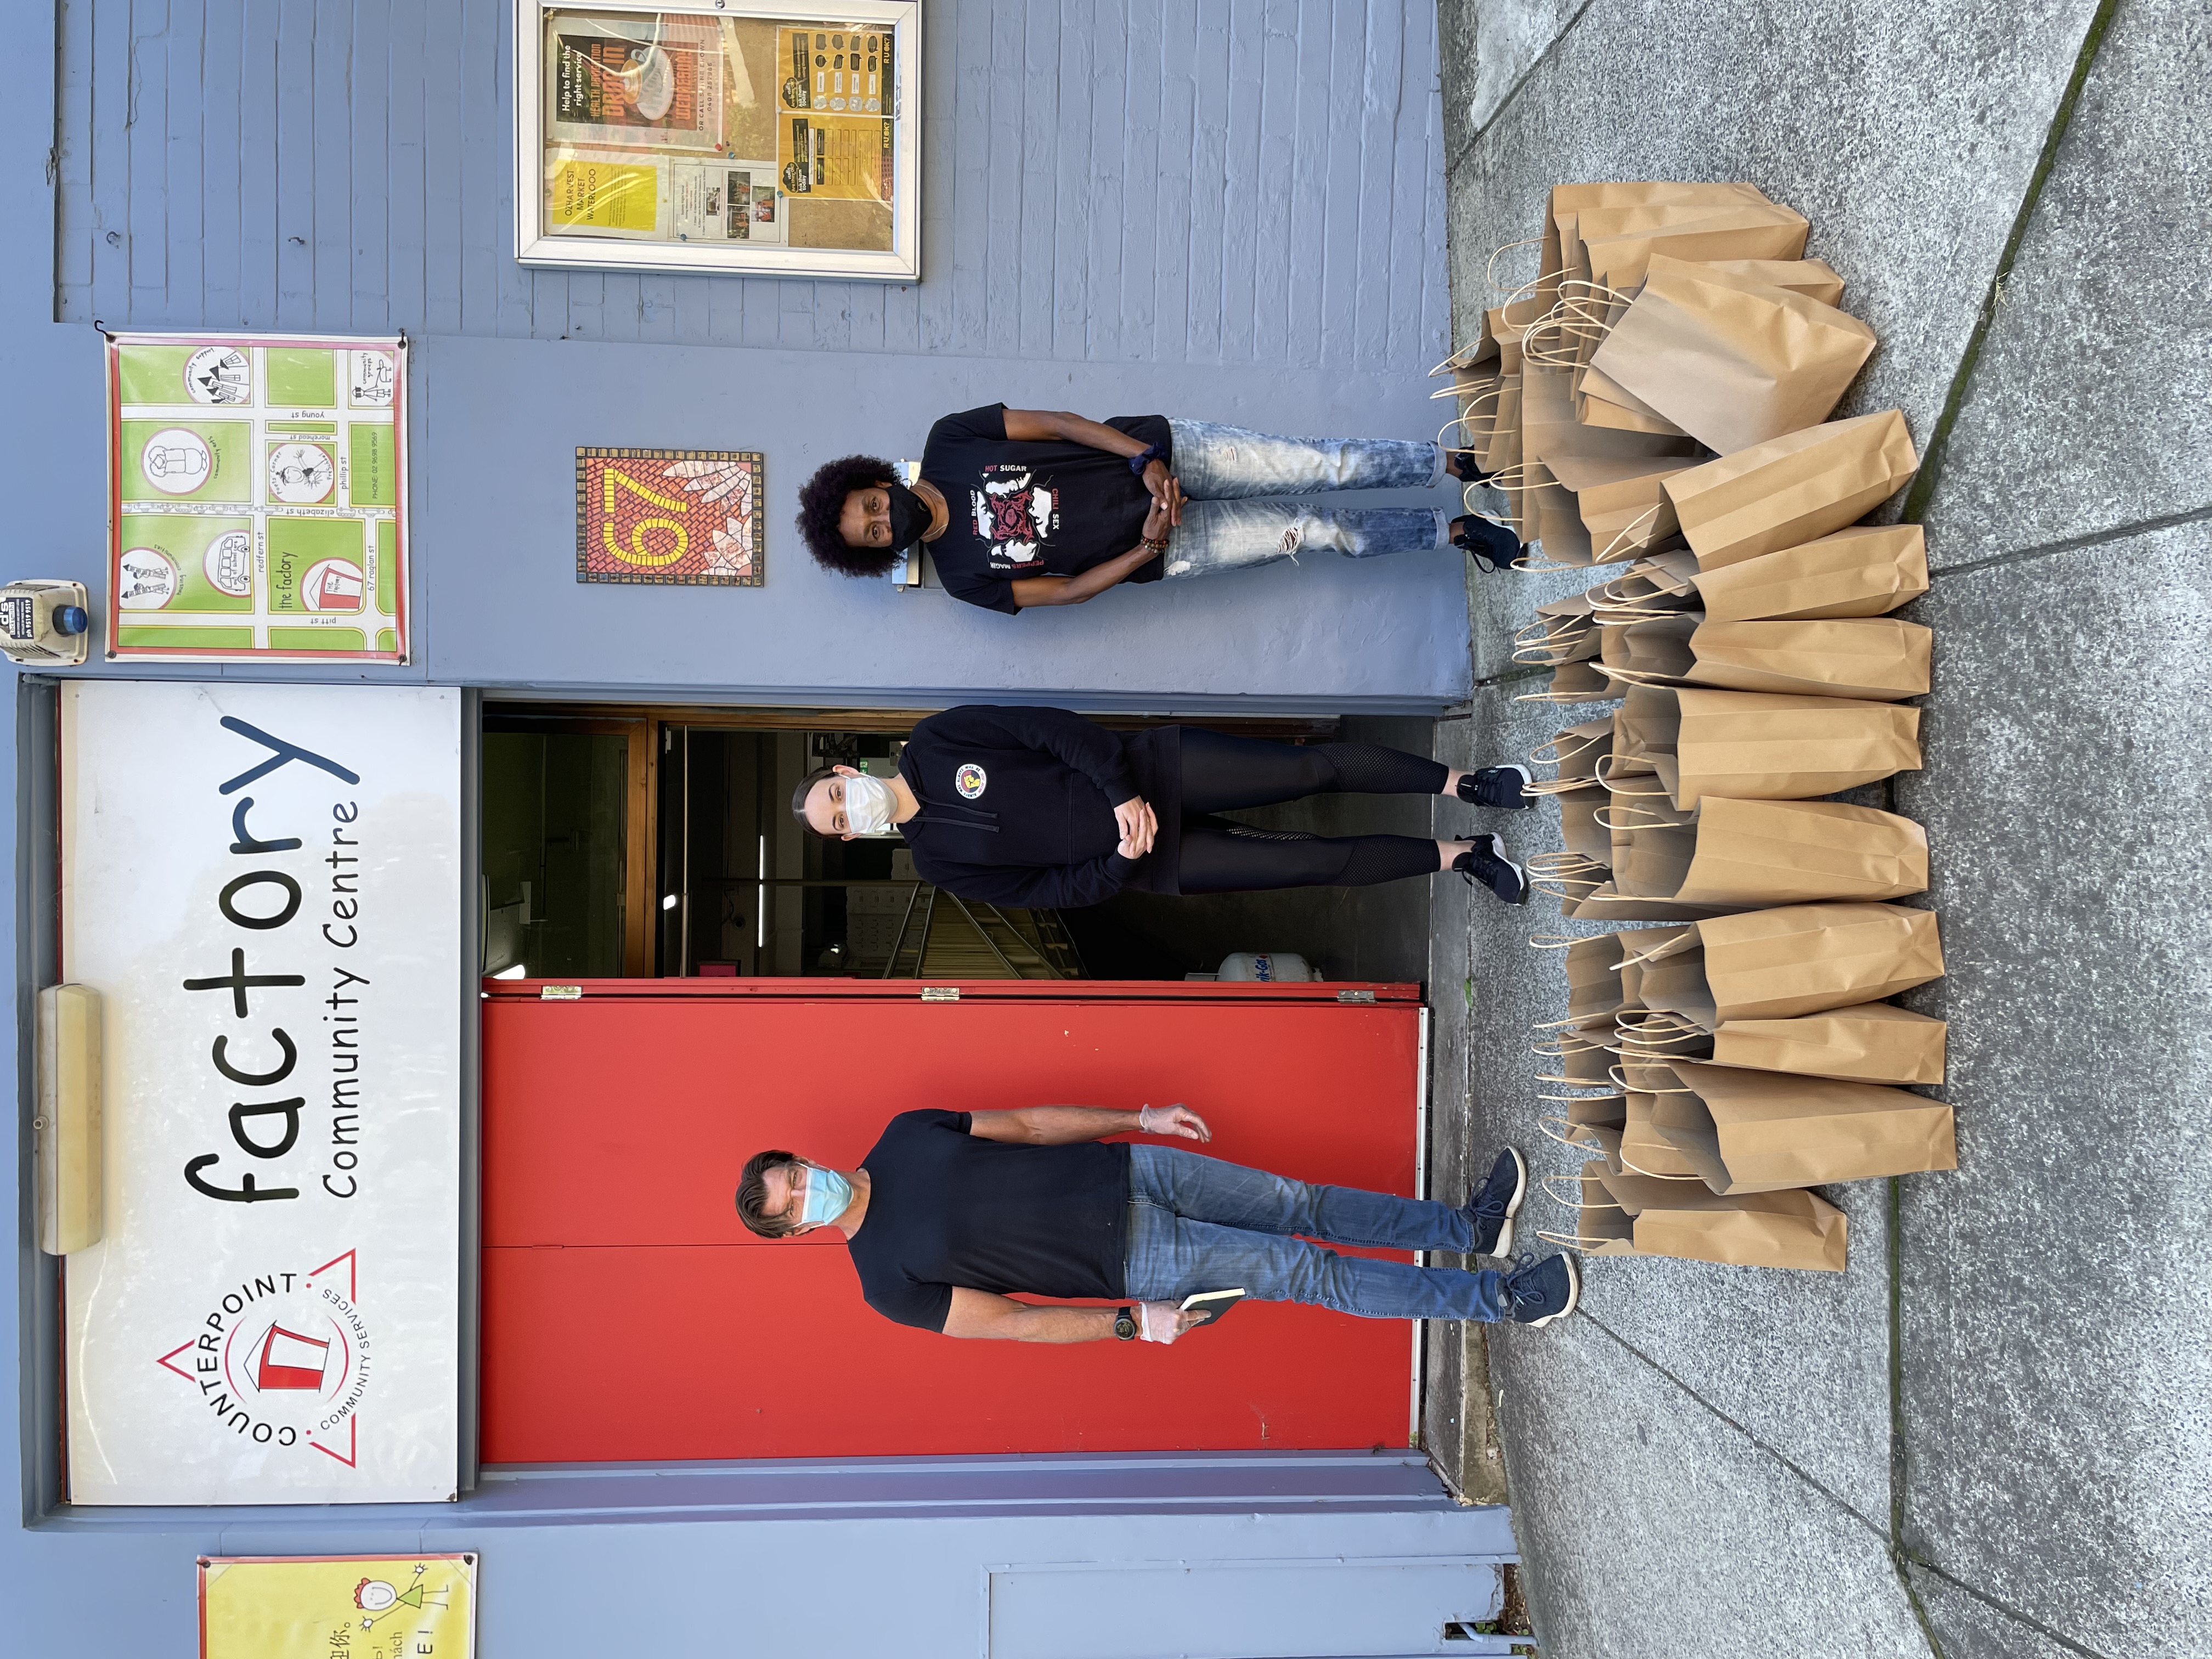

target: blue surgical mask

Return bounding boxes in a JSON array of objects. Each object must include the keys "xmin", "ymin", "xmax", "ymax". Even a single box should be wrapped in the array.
[{"xmin": 797, "ymin": 1164, "xmax": 853, "ymax": 1227}]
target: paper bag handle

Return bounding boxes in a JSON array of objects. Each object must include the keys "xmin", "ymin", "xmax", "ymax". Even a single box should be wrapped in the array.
[
  {"xmin": 1609, "ymin": 1062, "xmax": 1692, "ymax": 1093},
  {"xmin": 1615, "ymin": 1154, "xmax": 1706, "ymax": 1181},
  {"xmin": 1536, "ymin": 1115, "xmax": 1611, "ymax": 1152},
  {"xmin": 1515, "ymin": 685, "xmax": 1625, "ymax": 706},
  {"xmin": 1539, "ymin": 1172, "xmax": 1622, "ymax": 1207}
]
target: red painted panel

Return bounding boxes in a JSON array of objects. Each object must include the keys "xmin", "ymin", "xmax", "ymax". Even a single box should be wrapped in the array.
[{"xmin": 481, "ymin": 981, "xmax": 1424, "ymax": 1462}]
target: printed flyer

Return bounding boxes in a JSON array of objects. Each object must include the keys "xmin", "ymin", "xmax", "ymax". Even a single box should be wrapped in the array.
[
  {"xmin": 105, "ymin": 332, "xmax": 408, "ymax": 662},
  {"xmin": 201, "ymin": 1555, "xmax": 477, "ymax": 1659}
]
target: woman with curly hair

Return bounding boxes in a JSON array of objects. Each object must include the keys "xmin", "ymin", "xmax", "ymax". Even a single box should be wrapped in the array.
[{"xmin": 793, "ymin": 404, "xmax": 1517, "ymax": 616}]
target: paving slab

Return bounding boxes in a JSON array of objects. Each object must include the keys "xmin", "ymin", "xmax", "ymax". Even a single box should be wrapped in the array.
[
  {"xmin": 1489, "ymin": 1304, "xmax": 1927, "ymax": 1658},
  {"xmin": 1916, "ymin": 0, "xmax": 2212, "ymax": 567},
  {"xmin": 1892, "ymin": 520, "xmax": 2212, "ymax": 1659},
  {"xmin": 1443, "ymin": 0, "xmax": 2109, "ymax": 475},
  {"xmin": 1906, "ymin": 1566, "xmax": 2103, "ymax": 1659},
  {"xmin": 1448, "ymin": 673, "xmax": 1904, "ymax": 1531}
]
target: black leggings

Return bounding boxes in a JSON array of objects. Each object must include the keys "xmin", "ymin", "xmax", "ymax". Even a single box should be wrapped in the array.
[{"xmin": 1172, "ymin": 729, "xmax": 1448, "ymax": 895}]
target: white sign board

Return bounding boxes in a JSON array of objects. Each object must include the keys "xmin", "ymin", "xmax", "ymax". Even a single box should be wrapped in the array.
[{"xmin": 61, "ymin": 682, "xmax": 462, "ymax": 1504}]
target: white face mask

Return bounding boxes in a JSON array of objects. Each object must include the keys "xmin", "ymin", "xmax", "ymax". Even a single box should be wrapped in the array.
[{"xmin": 842, "ymin": 772, "xmax": 901, "ymax": 837}]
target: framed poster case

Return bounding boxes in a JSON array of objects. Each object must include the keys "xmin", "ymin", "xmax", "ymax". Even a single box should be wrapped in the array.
[{"xmin": 514, "ymin": 1, "xmax": 921, "ymax": 280}]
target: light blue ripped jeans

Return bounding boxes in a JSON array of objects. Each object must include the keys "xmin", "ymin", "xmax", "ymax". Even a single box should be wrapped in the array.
[
  {"xmin": 1160, "ymin": 419, "xmax": 1452, "ymax": 580},
  {"xmin": 1121, "ymin": 1144, "xmax": 1507, "ymax": 1322}
]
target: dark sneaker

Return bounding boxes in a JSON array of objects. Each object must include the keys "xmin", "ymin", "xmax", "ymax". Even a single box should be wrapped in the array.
[
  {"xmin": 1466, "ymin": 1146, "xmax": 1527, "ymax": 1257},
  {"xmin": 1502, "ymin": 1252, "xmax": 1581, "ymax": 1328},
  {"xmin": 1449, "ymin": 514, "xmax": 1524, "ymax": 573},
  {"xmin": 1452, "ymin": 834, "xmax": 1528, "ymax": 905},
  {"xmin": 1446, "ymin": 449, "xmax": 1493, "ymax": 483},
  {"xmin": 1456, "ymin": 764, "xmax": 1533, "ymax": 810}
]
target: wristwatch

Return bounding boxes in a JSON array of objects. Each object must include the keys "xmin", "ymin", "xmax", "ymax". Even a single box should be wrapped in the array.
[{"xmin": 1113, "ymin": 1306, "xmax": 1138, "ymax": 1341}]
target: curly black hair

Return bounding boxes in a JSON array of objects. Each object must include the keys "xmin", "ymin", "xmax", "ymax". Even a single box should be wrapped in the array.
[{"xmin": 795, "ymin": 454, "xmax": 901, "ymax": 576}]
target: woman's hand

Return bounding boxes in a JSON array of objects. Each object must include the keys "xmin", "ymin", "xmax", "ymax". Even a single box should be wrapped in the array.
[{"xmin": 1114, "ymin": 797, "xmax": 1158, "ymax": 860}]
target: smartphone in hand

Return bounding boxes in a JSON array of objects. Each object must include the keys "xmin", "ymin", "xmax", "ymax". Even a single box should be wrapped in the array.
[{"xmin": 1180, "ymin": 1289, "xmax": 1246, "ymax": 1328}]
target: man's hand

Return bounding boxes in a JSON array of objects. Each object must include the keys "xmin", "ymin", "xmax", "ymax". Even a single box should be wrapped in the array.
[
  {"xmin": 1141, "ymin": 460, "xmax": 1185, "ymax": 526},
  {"xmin": 1114, "ymin": 796, "xmax": 1158, "ymax": 859},
  {"xmin": 1137, "ymin": 1300, "xmax": 1209, "ymax": 1344},
  {"xmin": 1137, "ymin": 1102, "xmax": 1212, "ymax": 1142}
]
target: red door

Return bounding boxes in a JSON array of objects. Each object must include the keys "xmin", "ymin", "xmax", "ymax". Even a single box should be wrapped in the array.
[{"xmin": 481, "ymin": 979, "xmax": 1425, "ymax": 1462}]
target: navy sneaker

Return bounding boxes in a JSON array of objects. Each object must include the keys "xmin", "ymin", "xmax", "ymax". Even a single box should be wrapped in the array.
[
  {"xmin": 1466, "ymin": 1146, "xmax": 1527, "ymax": 1257},
  {"xmin": 1452, "ymin": 834, "xmax": 1528, "ymax": 905},
  {"xmin": 1502, "ymin": 1252, "xmax": 1581, "ymax": 1328},
  {"xmin": 1449, "ymin": 514, "xmax": 1524, "ymax": 573},
  {"xmin": 1456, "ymin": 764, "xmax": 1533, "ymax": 810}
]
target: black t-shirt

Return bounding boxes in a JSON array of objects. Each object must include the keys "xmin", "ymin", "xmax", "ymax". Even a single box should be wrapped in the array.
[
  {"xmin": 919, "ymin": 404, "xmax": 1172, "ymax": 614},
  {"xmin": 847, "ymin": 1109, "xmax": 1131, "ymax": 1333}
]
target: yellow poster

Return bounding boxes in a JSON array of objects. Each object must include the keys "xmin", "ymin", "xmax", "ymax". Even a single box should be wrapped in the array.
[
  {"xmin": 201, "ymin": 1554, "xmax": 477, "ymax": 1659},
  {"xmin": 549, "ymin": 155, "xmax": 662, "ymax": 233}
]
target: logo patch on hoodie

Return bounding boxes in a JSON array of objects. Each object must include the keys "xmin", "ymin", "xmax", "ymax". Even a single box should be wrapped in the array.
[{"xmin": 954, "ymin": 763, "xmax": 988, "ymax": 799}]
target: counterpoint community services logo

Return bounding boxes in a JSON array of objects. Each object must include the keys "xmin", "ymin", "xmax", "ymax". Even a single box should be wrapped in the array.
[
  {"xmin": 156, "ymin": 1249, "xmax": 373, "ymax": 1468},
  {"xmin": 955, "ymin": 763, "xmax": 987, "ymax": 799}
]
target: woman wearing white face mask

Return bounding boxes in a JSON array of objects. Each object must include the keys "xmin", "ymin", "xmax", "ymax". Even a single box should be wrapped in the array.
[{"xmin": 793, "ymin": 704, "xmax": 1537, "ymax": 910}]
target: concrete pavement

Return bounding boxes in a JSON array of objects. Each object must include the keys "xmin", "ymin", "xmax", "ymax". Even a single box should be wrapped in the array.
[{"xmin": 1424, "ymin": 1, "xmax": 2211, "ymax": 1653}]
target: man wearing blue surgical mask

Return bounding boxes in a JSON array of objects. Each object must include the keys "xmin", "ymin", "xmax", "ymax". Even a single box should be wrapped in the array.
[{"xmin": 732, "ymin": 1108, "xmax": 1578, "ymax": 1344}]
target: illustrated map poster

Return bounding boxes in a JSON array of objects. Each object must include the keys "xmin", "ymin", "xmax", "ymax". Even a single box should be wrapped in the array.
[
  {"xmin": 106, "ymin": 332, "xmax": 408, "ymax": 661},
  {"xmin": 201, "ymin": 1555, "xmax": 476, "ymax": 1659},
  {"xmin": 576, "ymin": 447, "xmax": 763, "ymax": 584}
]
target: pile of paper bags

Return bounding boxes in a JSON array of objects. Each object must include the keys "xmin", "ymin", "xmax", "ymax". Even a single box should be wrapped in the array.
[{"xmin": 1453, "ymin": 182, "xmax": 1951, "ymax": 1274}]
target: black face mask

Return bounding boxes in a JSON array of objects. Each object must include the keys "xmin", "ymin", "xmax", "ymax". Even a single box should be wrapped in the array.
[{"xmin": 883, "ymin": 480, "xmax": 929, "ymax": 551}]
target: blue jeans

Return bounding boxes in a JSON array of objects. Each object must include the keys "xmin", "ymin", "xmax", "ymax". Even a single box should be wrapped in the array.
[
  {"xmin": 1160, "ymin": 420, "xmax": 1451, "ymax": 580},
  {"xmin": 1122, "ymin": 1144, "xmax": 1507, "ymax": 1322}
]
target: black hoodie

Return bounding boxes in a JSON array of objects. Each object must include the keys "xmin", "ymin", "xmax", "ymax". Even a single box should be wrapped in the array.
[{"xmin": 895, "ymin": 706, "xmax": 1143, "ymax": 909}]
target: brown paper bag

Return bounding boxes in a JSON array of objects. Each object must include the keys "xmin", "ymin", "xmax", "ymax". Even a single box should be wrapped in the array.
[
  {"xmin": 1626, "ymin": 902, "xmax": 1945, "ymax": 1024},
  {"xmin": 1522, "ymin": 359, "xmax": 1702, "ymax": 476},
  {"xmin": 1549, "ymin": 451, "xmax": 1695, "ymax": 562},
  {"xmin": 1618, "ymin": 1001, "xmax": 1945, "ymax": 1084},
  {"xmin": 1525, "ymin": 714, "xmax": 1613, "ymax": 794},
  {"xmin": 1574, "ymin": 201, "xmax": 1813, "ymax": 289},
  {"xmin": 1695, "ymin": 257, "xmax": 1847, "ymax": 306},
  {"xmin": 1545, "ymin": 183, "xmax": 1782, "ymax": 303},
  {"xmin": 1530, "ymin": 851, "xmax": 1617, "ymax": 916},
  {"xmin": 1589, "ymin": 257, "xmax": 1878, "ymax": 454},
  {"xmin": 1535, "ymin": 1023, "xmax": 1620, "ymax": 1086},
  {"xmin": 1692, "ymin": 524, "xmax": 1929, "ymax": 620},
  {"xmin": 1628, "ymin": 1184, "xmax": 1849, "ymax": 1271},
  {"xmin": 1567, "ymin": 882, "xmax": 1749, "ymax": 923},
  {"xmin": 1512, "ymin": 594, "xmax": 1600, "ymax": 668},
  {"xmin": 1612, "ymin": 797, "xmax": 1929, "ymax": 907},
  {"xmin": 1578, "ymin": 362, "xmax": 1691, "ymax": 437},
  {"xmin": 1598, "ymin": 613, "xmax": 1932, "ymax": 701},
  {"xmin": 1664, "ymin": 409, "xmax": 1920, "ymax": 569},
  {"xmin": 1517, "ymin": 658, "xmax": 1620, "ymax": 704},
  {"xmin": 1532, "ymin": 1160, "xmax": 1644, "ymax": 1255},
  {"xmin": 1535, "ymin": 928, "xmax": 1671, "ymax": 1025},
  {"xmin": 1607, "ymin": 686, "xmax": 1923, "ymax": 808},
  {"xmin": 1558, "ymin": 782, "xmax": 1613, "ymax": 862},
  {"xmin": 1590, "ymin": 549, "xmax": 1702, "ymax": 624},
  {"xmin": 1641, "ymin": 1059, "xmax": 1956, "ymax": 1191},
  {"xmin": 1620, "ymin": 1087, "xmax": 1707, "ymax": 1178}
]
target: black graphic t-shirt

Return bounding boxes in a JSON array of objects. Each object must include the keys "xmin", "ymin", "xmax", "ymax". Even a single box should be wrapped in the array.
[{"xmin": 918, "ymin": 404, "xmax": 1172, "ymax": 614}]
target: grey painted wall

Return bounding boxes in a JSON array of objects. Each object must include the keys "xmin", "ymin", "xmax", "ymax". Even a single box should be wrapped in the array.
[
  {"xmin": 48, "ymin": 0, "xmax": 1469, "ymax": 709},
  {"xmin": 2, "ymin": 7, "xmax": 1504, "ymax": 1654}
]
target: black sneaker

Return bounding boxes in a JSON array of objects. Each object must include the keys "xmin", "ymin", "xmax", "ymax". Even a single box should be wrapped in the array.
[
  {"xmin": 1451, "ymin": 834, "xmax": 1528, "ymax": 904},
  {"xmin": 1449, "ymin": 514, "xmax": 1524, "ymax": 573},
  {"xmin": 1446, "ymin": 449, "xmax": 1493, "ymax": 483},
  {"xmin": 1456, "ymin": 764, "xmax": 1533, "ymax": 810},
  {"xmin": 1502, "ymin": 1252, "xmax": 1581, "ymax": 1328},
  {"xmin": 1465, "ymin": 1147, "xmax": 1527, "ymax": 1257}
]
